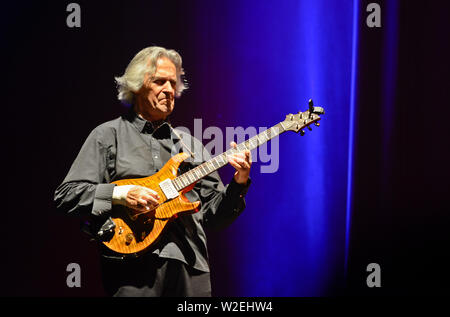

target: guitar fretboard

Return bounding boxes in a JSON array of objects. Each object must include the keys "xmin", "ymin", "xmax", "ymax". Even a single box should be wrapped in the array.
[{"xmin": 172, "ymin": 122, "xmax": 285, "ymax": 191}]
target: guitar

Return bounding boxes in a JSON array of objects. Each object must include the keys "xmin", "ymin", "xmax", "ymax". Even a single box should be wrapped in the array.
[{"xmin": 102, "ymin": 99, "xmax": 325, "ymax": 255}]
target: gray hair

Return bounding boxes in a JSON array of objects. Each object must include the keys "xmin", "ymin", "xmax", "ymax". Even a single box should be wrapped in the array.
[{"xmin": 115, "ymin": 46, "xmax": 187, "ymax": 105}]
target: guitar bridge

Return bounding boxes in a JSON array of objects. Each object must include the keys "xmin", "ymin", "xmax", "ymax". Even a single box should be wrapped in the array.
[{"xmin": 159, "ymin": 178, "xmax": 179, "ymax": 200}]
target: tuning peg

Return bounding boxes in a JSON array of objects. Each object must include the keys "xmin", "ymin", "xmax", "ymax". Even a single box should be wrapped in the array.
[
  {"xmin": 314, "ymin": 122, "xmax": 320, "ymax": 127},
  {"xmin": 307, "ymin": 126, "xmax": 312, "ymax": 131},
  {"xmin": 299, "ymin": 129, "xmax": 305, "ymax": 136},
  {"xmin": 308, "ymin": 98, "xmax": 325, "ymax": 115},
  {"xmin": 308, "ymin": 99, "xmax": 314, "ymax": 113}
]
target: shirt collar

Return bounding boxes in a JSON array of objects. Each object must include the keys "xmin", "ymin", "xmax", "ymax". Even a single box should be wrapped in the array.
[{"xmin": 126, "ymin": 108, "xmax": 180, "ymax": 141}]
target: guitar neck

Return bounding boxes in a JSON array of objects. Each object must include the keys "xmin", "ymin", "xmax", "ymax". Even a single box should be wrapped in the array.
[{"xmin": 172, "ymin": 122, "xmax": 285, "ymax": 191}]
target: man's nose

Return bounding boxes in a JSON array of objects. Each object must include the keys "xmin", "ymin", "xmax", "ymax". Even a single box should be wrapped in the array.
[{"xmin": 162, "ymin": 81, "xmax": 175, "ymax": 96}]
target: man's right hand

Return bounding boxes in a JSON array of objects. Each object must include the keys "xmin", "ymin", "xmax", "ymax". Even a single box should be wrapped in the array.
[{"xmin": 112, "ymin": 185, "xmax": 161, "ymax": 213}]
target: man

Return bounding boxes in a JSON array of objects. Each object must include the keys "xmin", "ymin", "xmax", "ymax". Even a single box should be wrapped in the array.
[{"xmin": 54, "ymin": 46, "xmax": 251, "ymax": 297}]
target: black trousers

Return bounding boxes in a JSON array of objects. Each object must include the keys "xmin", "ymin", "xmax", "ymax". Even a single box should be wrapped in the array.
[{"xmin": 100, "ymin": 253, "xmax": 211, "ymax": 297}]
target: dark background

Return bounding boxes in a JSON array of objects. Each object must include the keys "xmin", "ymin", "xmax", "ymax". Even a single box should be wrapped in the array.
[
  {"xmin": 1, "ymin": 0, "xmax": 450, "ymax": 296},
  {"xmin": 346, "ymin": 0, "xmax": 450, "ymax": 295}
]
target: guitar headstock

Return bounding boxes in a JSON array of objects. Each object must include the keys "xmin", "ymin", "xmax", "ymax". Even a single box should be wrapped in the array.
[{"xmin": 282, "ymin": 99, "xmax": 325, "ymax": 135}]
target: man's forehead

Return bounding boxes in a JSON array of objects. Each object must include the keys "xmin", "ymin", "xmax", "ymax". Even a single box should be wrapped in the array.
[{"xmin": 151, "ymin": 57, "xmax": 176, "ymax": 78}]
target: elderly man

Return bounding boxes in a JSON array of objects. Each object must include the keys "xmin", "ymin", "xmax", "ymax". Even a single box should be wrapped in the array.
[{"xmin": 54, "ymin": 46, "xmax": 251, "ymax": 296}]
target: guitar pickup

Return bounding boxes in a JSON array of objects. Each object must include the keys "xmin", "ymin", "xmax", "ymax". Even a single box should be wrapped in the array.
[{"xmin": 159, "ymin": 178, "xmax": 179, "ymax": 200}]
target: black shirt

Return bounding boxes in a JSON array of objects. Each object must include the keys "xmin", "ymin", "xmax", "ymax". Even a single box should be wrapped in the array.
[{"xmin": 54, "ymin": 109, "xmax": 250, "ymax": 272}]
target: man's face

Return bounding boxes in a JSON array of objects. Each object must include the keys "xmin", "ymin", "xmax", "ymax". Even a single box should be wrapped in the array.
[{"xmin": 136, "ymin": 57, "xmax": 177, "ymax": 121}]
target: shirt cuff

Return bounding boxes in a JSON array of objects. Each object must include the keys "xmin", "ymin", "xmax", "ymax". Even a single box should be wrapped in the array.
[
  {"xmin": 92, "ymin": 183, "xmax": 116, "ymax": 217},
  {"xmin": 226, "ymin": 177, "xmax": 251, "ymax": 199},
  {"xmin": 112, "ymin": 185, "xmax": 135, "ymax": 205}
]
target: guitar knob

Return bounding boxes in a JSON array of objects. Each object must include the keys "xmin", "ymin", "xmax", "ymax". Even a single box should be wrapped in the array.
[
  {"xmin": 314, "ymin": 122, "xmax": 320, "ymax": 127},
  {"xmin": 125, "ymin": 233, "xmax": 134, "ymax": 245}
]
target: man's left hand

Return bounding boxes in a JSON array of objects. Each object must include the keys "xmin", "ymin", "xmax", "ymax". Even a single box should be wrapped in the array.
[{"xmin": 227, "ymin": 142, "xmax": 252, "ymax": 185}]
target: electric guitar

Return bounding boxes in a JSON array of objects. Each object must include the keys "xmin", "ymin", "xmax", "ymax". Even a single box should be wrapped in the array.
[{"xmin": 102, "ymin": 99, "xmax": 325, "ymax": 255}]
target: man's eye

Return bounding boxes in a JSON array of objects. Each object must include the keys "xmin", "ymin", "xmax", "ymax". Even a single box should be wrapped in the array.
[{"xmin": 152, "ymin": 79, "xmax": 176, "ymax": 87}]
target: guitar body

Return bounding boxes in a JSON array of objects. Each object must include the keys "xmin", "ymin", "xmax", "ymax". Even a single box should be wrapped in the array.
[{"xmin": 103, "ymin": 152, "xmax": 200, "ymax": 255}]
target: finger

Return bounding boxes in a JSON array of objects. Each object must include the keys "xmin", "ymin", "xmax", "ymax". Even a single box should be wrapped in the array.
[
  {"xmin": 138, "ymin": 198, "xmax": 149, "ymax": 206},
  {"xmin": 142, "ymin": 192, "xmax": 160, "ymax": 202},
  {"xmin": 236, "ymin": 156, "xmax": 251, "ymax": 169},
  {"xmin": 230, "ymin": 141, "xmax": 237, "ymax": 148},
  {"xmin": 143, "ymin": 188, "xmax": 161, "ymax": 200},
  {"xmin": 232, "ymin": 152, "xmax": 246, "ymax": 159},
  {"xmin": 228, "ymin": 155, "xmax": 237, "ymax": 164},
  {"xmin": 237, "ymin": 162, "xmax": 251, "ymax": 170},
  {"xmin": 245, "ymin": 153, "xmax": 252, "ymax": 165},
  {"xmin": 148, "ymin": 197, "xmax": 160, "ymax": 206},
  {"xmin": 140, "ymin": 198, "xmax": 158, "ymax": 209},
  {"xmin": 230, "ymin": 149, "xmax": 250, "ymax": 162},
  {"xmin": 139, "ymin": 200, "xmax": 158, "ymax": 211},
  {"xmin": 228, "ymin": 155, "xmax": 245, "ymax": 166},
  {"xmin": 231, "ymin": 158, "xmax": 250, "ymax": 170},
  {"xmin": 126, "ymin": 198, "xmax": 151, "ymax": 213},
  {"xmin": 229, "ymin": 154, "xmax": 247, "ymax": 166},
  {"xmin": 233, "ymin": 156, "xmax": 246, "ymax": 165},
  {"xmin": 228, "ymin": 158, "xmax": 241, "ymax": 170},
  {"xmin": 132, "ymin": 205, "xmax": 151, "ymax": 215}
]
